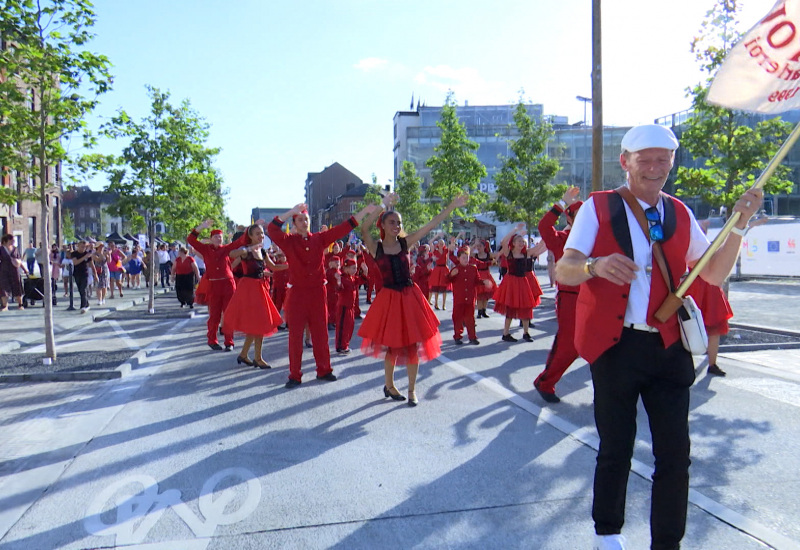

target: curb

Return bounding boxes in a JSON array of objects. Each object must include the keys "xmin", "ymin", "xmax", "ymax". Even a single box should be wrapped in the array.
[{"xmin": 0, "ymin": 289, "xmax": 172, "ymax": 354}]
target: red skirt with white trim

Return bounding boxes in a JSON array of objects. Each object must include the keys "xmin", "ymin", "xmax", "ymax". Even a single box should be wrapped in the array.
[{"xmin": 492, "ymin": 274, "xmax": 541, "ymax": 320}]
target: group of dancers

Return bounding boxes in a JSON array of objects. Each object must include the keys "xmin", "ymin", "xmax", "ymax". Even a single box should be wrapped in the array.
[{"xmin": 184, "ymin": 186, "xmax": 734, "ymax": 406}]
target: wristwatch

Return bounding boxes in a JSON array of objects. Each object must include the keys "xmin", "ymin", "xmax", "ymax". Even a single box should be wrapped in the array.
[
  {"xmin": 557, "ymin": 200, "xmax": 567, "ymax": 209},
  {"xmin": 584, "ymin": 257, "xmax": 598, "ymax": 277}
]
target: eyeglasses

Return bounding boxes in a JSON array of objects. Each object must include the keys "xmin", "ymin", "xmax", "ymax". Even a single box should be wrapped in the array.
[{"xmin": 645, "ymin": 207, "xmax": 663, "ymax": 242}]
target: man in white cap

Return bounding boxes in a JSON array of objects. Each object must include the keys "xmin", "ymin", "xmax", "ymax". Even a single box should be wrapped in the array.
[{"xmin": 556, "ymin": 124, "xmax": 762, "ymax": 550}]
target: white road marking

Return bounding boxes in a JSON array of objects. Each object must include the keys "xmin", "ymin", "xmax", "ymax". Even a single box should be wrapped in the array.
[
  {"xmin": 438, "ymin": 353, "xmax": 800, "ymax": 550},
  {"xmin": 107, "ymin": 320, "xmax": 141, "ymax": 350},
  {"xmin": 722, "ymin": 377, "xmax": 800, "ymax": 408}
]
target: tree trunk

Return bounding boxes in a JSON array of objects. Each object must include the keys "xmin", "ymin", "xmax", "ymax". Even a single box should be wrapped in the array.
[
  {"xmin": 40, "ymin": 116, "xmax": 56, "ymax": 361},
  {"xmin": 148, "ymin": 217, "xmax": 156, "ymax": 313}
]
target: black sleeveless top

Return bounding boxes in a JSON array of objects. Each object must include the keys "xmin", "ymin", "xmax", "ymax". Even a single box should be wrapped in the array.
[
  {"xmin": 375, "ymin": 238, "xmax": 413, "ymax": 291},
  {"xmin": 506, "ymin": 254, "xmax": 533, "ymax": 277}
]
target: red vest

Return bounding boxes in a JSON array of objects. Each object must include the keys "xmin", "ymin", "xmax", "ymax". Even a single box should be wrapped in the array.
[{"xmin": 575, "ymin": 191, "xmax": 692, "ymax": 364}]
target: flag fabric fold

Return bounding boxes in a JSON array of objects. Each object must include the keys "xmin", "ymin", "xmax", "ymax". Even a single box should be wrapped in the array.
[{"xmin": 708, "ymin": 0, "xmax": 800, "ymax": 113}]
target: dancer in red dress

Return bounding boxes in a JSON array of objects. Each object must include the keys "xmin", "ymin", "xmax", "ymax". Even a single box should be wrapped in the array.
[
  {"xmin": 412, "ymin": 244, "xmax": 433, "ymax": 303},
  {"xmin": 534, "ymin": 187, "xmax": 583, "ymax": 403},
  {"xmin": 270, "ymin": 251, "xmax": 289, "ymax": 330},
  {"xmin": 493, "ymin": 223, "xmax": 547, "ymax": 342},
  {"xmin": 172, "ymin": 246, "xmax": 200, "ymax": 308},
  {"xmin": 428, "ymin": 238, "xmax": 452, "ymax": 310},
  {"xmin": 225, "ymin": 224, "xmax": 286, "ymax": 368},
  {"xmin": 267, "ymin": 203, "xmax": 376, "ymax": 388},
  {"xmin": 474, "ymin": 239, "xmax": 496, "ymax": 318},
  {"xmin": 334, "ymin": 258, "xmax": 359, "ymax": 354},
  {"xmin": 359, "ymin": 192, "xmax": 467, "ymax": 406},
  {"xmin": 685, "ymin": 272, "xmax": 733, "ymax": 377},
  {"xmin": 188, "ymin": 220, "xmax": 248, "ymax": 351}
]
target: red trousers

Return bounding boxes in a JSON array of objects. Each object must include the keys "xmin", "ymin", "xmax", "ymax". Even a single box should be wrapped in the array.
[
  {"xmin": 534, "ymin": 290, "xmax": 579, "ymax": 393},
  {"xmin": 335, "ymin": 304, "xmax": 355, "ymax": 351},
  {"xmin": 452, "ymin": 302, "xmax": 477, "ymax": 340},
  {"xmin": 209, "ymin": 278, "xmax": 235, "ymax": 346},
  {"xmin": 285, "ymin": 285, "xmax": 332, "ymax": 381}
]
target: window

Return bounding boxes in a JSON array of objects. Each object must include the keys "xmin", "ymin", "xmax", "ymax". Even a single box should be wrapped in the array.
[
  {"xmin": 79, "ymin": 207, "xmax": 85, "ymax": 217},
  {"xmin": 350, "ymin": 202, "xmax": 357, "ymax": 213}
]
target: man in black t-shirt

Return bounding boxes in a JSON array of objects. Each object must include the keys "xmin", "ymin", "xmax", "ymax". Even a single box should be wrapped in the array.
[{"xmin": 70, "ymin": 241, "xmax": 93, "ymax": 313}]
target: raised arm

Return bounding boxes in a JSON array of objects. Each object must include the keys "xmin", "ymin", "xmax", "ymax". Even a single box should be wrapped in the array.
[
  {"xmin": 495, "ymin": 223, "xmax": 525, "ymax": 259},
  {"xmin": 361, "ymin": 197, "xmax": 390, "ymax": 257},
  {"xmin": 405, "ymin": 194, "xmax": 469, "ymax": 248}
]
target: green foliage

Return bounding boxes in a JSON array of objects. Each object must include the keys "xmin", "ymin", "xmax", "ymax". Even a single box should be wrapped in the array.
[
  {"xmin": 676, "ymin": 0, "xmax": 794, "ymax": 213},
  {"xmin": 425, "ymin": 92, "xmax": 488, "ymax": 226},
  {"xmin": 61, "ymin": 209, "xmax": 76, "ymax": 243},
  {"xmin": 0, "ymin": 0, "xmax": 112, "ymax": 205},
  {"xmin": 95, "ymin": 86, "xmax": 228, "ymax": 241},
  {"xmin": 353, "ymin": 174, "xmax": 384, "ymax": 240},
  {"xmin": 394, "ymin": 160, "xmax": 428, "ymax": 235},
  {"xmin": 489, "ymin": 101, "xmax": 564, "ymax": 231}
]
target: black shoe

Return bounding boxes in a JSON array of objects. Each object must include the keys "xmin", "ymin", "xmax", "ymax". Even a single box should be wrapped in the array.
[
  {"xmin": 534, "ymin": 380, "xmax": 561, "ymax": 403},
  {"xmin": 366, "ymin": 299, "xmax": 372, "ymax": 304},
  {"xmin": 285, "ymin": 378, "xmax": 302, "ymax": 388},
  {"xmin": 454, "ymin": 338, "xmax": 463, "ymax": 345},
  {"xmin": 277, "ymin": 324, "xmax": 287, "ymax": 331},
  {"xmin": 502, "ymin": 334, "xmax": 518, "ymax": 342},
  {"xmin": 224, "ymin": 345, "xmax": 233, "ymax": 352},
  {"xmin": 209, "ymin": 343, "xmax": 223, "ymax": 351},
  {"xmin": 482, "ymin": 310, "xmax": 491, "ymax": 318},
  {"xmin": 253, "ymin": 359, "xmax": 272, "ymax": 369},
  {"xmin": 469, "ymin": 338, "xmax": 480, "ymax": 345},
  {"xmin": 189, "ymin": 304, "xmax": 193, "ymax": 309},
  {"xmin": 304, "ymin": 339, "xmax": 312, "ymax": 348},
  {"xmin": 317, "ymin": 372, "xmax": 338, "ymax": 382},
  {"xmin": 237, "ymin": 355, "xmax": 253, "ymax": 366},
  {"xmin": 336, "ymin": 348, "xmax": 351, "ymax": 355},
  {"xmin": 707, "ymin": 364, "xmax": 727, "ymax": 376},
  {"xmin": 328, "ymin": 323, "xmax": 335, "ymax": 330},
  {"xmin": 219, "ymin": 327, "xmax": 223, "ymax": 335},
  {"xmin": 383, "ymin": 385, "xmax": 407, "ymax": 401},
  {"xmin": 408, "ymin": 392, "xmax": 418, "ymax": 407},
  {"xmin": 522, "ymin": 333, "xmax": 533, "ymax": 342}
]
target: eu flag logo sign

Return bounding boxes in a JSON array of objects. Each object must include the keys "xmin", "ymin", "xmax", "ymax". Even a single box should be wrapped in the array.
[{"xmin": 768, "ymin": 241, "xmax": 780, "ymax": 253}]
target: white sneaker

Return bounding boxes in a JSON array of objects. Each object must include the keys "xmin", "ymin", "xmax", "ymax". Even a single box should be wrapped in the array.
[
  {"xmin": 593, "ymin": 534, "xmax": 626, "ymax": 550},
  {"xmin": 80, "ymin": 307, "xmax": 87, "ymax": 314}
]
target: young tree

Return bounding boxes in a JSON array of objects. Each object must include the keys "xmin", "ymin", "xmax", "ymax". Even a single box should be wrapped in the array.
[
  {"xmin": 352, "ymin": 174, "xmax": 384, "ymax": 242},
  {"xmin": 94, "ymin": 86, "xmax": 227, "ymax": 311},
  {"xmin": 0, "ymin": 0, "xmax": 112, "ymax": 361},
  {"xmin": 489, "ymin": 101, "xmax": 564, "ymax": 234},
  {"xmin": 676, "ymin": 0, "xmax": 793, "ymax": 216},
  {"xmin": 394, "ymin": 160, "xmax": 428, "ymax": 235},
  {"xmin": 425, "ymin": 92, "xmax": 488, "ymax": 229}
]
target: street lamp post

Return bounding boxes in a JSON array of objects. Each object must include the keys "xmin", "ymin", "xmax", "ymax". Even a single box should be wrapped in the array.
[{"xmin": 576, "ymin": 95, "xmax": 592, "ymax": 198}]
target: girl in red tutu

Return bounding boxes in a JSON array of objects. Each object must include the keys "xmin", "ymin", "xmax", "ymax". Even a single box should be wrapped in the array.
[
  {"xmin": 412, "ymin": 244, "xmax": 433, "ymax": 304},
  {"xmin": 474, "ymin": 239, "xmax": 496, "ymax": 318},
  {"xmin": 428, "ymin": 238, "xmax": 452, "ymax": 310},
  {"xmin": 226, "ymin": 224, "xmax": 287, "ymax": 369},
  {"xmin": 359, "ymin": 192, "xmax": 468, "ymax": 406},
  {"xmin": 685, "ymin": 275, "xmax": 733, "ymax": 376},
  {"xmin": 493, "ymin": 223, "xmax": 547, "ymax": 342}
]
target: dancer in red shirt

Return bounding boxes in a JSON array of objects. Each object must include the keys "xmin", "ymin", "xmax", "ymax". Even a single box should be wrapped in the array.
[
  {"xmin": 267, "ymin": 203, "xmax": 376, "ymax": 388},
  {"xmin": 172, "ymin": 246, "xmax": 200, "ymax": 308},
  {"xmin": 325, "ymin": 256, "xmax": 341, "ymax": 329},
  {"xmin": 225, "ymin": 224, "xmax": 286, "ymax": 368},
  {"xmin": 188, "ymin": 220, "xmax": 248, "ymax": 351},
  {"xmin": 359, "ymin": 192, "xmax": 467, "ymax": 406},
  {"xmin": 334, "ymin": 258, "xmax": 359, "ymax": 354},
  {"xmin": 473, "ymin": 239, "xmax": 496, "ymax": 318},
  {"xmin": 448, "ymin": 245, "xmax": 491, "ymax": 345},
  {"xmin": 534, "ymin": 187, "xmax": 583, "ymax": 403},
  {"xmin": 428, "ymin": 238, "xmax": 451, "ymax": 310},
  {"xmin": 412, "ymin": 243, "xmax": 433, "ymax": 303}
]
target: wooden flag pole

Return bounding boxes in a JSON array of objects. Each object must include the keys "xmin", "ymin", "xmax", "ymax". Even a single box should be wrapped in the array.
[{"xmin": 654, "ymin": 120, "xmax": 800, "ymax": 322}]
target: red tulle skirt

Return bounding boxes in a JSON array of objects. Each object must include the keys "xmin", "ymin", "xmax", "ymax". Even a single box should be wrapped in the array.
[
  {"xmin": 194, "ymin": 273, "xmax": 210, "ymax": 306},
  {"xmin": 223, "ymin": 277, "xmax": 282, "ymax": 337},
  {"xmin": 428, "ymin": 265, "xmax": 452, "ymax": 292},
  {"xmin": 686, "ymin": 277, "xmax": 732, "ymax": 335},
  {"xmin": 358, "ymin": 284, "xmax": 442, "ymax": 365},
  {"xmin": 493, "ymin": 274, "xmax": 541, "ymax": 320},
  {"xmin": 477, "ymin": 269, "xmax": 497, "ymax": 299}
]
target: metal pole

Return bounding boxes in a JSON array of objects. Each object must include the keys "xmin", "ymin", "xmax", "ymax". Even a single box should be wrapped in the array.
[
  {"xmin": 577, "ymin": 96, "xmax": 592, "ymax": 197},
  {"xmin": 66, "ymin": 263, "xmax": 75, "ymax": 311}
]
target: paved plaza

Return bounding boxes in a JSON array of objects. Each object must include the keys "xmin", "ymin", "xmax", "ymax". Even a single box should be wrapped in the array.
[{"xmin": 0, "ymin": 276, "xmax": 799, "ymax": 549}]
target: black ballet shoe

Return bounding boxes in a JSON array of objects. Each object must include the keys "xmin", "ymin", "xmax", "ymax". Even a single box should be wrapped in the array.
[
  {"xmin": 237, "ymin": 355, "xmax": 253, "ymax": 366},
  {"xmin": 304, "ymin": 339, "xmax": 312, "ymax": 348},
  {"xmin": 253, "ymin": 359, "xmax": 272, "ymax": 369},
  {"xmin": 522, "ymin": 333, "xmax": 533, "ymax": 342},
  {"xmin": 407, "ymin": 391, "xmax": 418, "ymax": 407},
  {"xmin": 383, "ymin": 385, "xmax": 407, "ymax": 401},
  {"xmin": 502, "ymin": 334, "xmax": 518, "ymax": 343}
]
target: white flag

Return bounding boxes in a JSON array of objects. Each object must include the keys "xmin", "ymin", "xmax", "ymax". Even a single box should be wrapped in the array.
[{"xmin": 707, "ymin": 0, "xmax": 800, "ymax": 113}]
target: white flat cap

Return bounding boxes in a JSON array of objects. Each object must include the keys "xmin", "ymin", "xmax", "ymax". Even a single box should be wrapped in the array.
[{"xmin": 621, "ymin": 124, "xmax": 679, "ymax": 152}]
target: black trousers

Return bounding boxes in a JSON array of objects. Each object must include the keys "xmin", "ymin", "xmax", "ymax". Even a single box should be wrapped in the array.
[
  {"xmin": 74, "ymin": 274, "xmax": 89, "ymax": 309},
  {"xmin": 591, "ymin": 328, "xmax": 694, "ymax": 550}
]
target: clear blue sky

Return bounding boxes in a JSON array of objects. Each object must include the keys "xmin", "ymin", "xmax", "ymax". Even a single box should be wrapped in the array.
[{"xmin": 79, "ymin": 0, "xmax": 774, "ymax": 225}]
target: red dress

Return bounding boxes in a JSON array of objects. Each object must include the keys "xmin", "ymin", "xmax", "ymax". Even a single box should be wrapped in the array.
[
  {"xmin": 413, "ymin": 253, "xmax": 432, "ymax": 297},
  {"xmin": 493, "ymin": 254, "xmax": 541, "ymax": 320},
  {"xmin": 685, "ymin": 276, "xmax": 733, "ymax": 336},
  {"xmin": 359, "ymin": 239, "xmax": 442, "ymax": 364},
  {"xmin": 271, "ymin": 260, "xmax": 289, "ymax": 312},
  {"xmin": 223, "ymin": 254, "xmax": 282, "ymax": 337},
  {"xmin": 428, "ymin": 249, "xmax": 452, "ymax": 292},
  {"xmin": 474, "ymin": 253, "xmax": 496, "ymax": 299}
]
